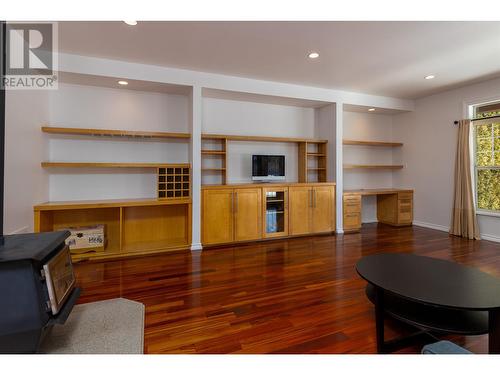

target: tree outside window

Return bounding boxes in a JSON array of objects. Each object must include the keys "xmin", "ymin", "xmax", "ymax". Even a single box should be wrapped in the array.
[{"xmin": 474, "ymin": 110, "xmax": 500, "ymax": 212}]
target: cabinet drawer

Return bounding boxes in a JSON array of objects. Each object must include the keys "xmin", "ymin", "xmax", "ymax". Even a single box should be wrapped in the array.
[
  {"xmin": 343, "ymin": 201, "xmax": 361, "ymax": 214},
  {"xmin": 398, "ymin": 202, "xmax": 413, "ymax": 222},
  {"xmin": 344, "ymin": 212, "xmax": 361, "ymax": 228},
  {"xmin": 344, "ymin": 194, "xmax": 361, "ymax": 203},
  {"xmin": 398, "ymin": 192, "xmax": 413, "ymax": 200}
]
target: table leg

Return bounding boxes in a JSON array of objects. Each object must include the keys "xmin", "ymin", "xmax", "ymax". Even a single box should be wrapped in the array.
[
  {"xmin": 489, "ymin": 310, "xmax": 500, "ymax": 354},
  {"xmin": 373, "ymin": 286, "xmax": 385, "ymax": 353}
]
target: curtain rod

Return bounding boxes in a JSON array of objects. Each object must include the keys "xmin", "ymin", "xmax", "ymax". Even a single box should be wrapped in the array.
[{"xmin": 454, "ymin": 114, "xmax": 500, "ymax": 125}]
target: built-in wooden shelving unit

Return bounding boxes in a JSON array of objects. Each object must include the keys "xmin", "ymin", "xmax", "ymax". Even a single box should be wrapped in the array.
[
  {"xmin": 42, "ymin": 126, "xmax": 191, "ymax": 140},
  {"xmin": 343, "ymin": 164, "xmax": 404, "ymax": 170},
  {"xmin": 200, "ymin": 134, "xmax": 328, "ymax": 185},
  {"xmin": 39, "ymin": 126, "xmax": 192, "ymax": 261},
  {"xmin": 201, "ymin": 136, "xmax": 228, "ymax": 185},
  {"xmin": 299, "ymin": 141, "xmax": 327, "ymax": 182},
  {"xmin": 343, "ymin": 139, "xmax": 403, "ymax": 147}
]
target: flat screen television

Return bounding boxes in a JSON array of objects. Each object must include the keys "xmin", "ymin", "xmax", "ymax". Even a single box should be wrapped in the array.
[{"xmin": 252, "ymin": 155, "xmax": 285, "ymax": 181}]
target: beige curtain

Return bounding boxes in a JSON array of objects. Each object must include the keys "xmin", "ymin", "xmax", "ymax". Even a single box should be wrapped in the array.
[{"xmin": 450, "ymin": 119, "xmax": 480, "ymax": 240}]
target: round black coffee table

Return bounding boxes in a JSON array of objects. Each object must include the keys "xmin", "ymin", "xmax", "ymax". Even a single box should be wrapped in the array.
[{"xmin": 356, "ymin": 253, "xmax": 500, "ymax": 354}]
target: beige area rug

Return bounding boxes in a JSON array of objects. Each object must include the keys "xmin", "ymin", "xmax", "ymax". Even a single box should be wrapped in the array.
[{"xmin": 40, "ymin": 298, "xmax": 145, "ymax": 354}]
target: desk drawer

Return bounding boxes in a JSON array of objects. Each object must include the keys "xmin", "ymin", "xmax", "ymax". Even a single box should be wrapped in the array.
[
  {"xmin": 344, "ymin": 194, "xmax": 361, "ymax": 202},
  {"xmin": 398, "ymin": 192, "xmax": 413, "ymax": 200},
  {"xmin": 398, "ymin": 201, "xmax": 413, "ymax": 223},
  {"xmin": 343, "ymin": 201, "xmax": 361, "ymax": 214},
  {"xmin": 344, "ymin": 212, "xmax": 361, "ymax": 230}
]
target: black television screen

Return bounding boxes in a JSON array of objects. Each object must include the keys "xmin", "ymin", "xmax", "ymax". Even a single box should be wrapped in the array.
[{"xmin": 252, "ymin": 155, "xmax": 285, "ymax": 181}]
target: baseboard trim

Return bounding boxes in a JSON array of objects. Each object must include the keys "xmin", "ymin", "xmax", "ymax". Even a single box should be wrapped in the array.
[
  {"xmin": 481, "ymin": 234, "xmax": 500, "ymax": 243},
  {"xmin": 190, "ymin": 243, "xmax": 203, "ymax": 251},
  {"xmin": 7, "ymin": 226, "xmax": 29, "ymax": 235},
  {"xmin": 413, "ymin": 221, "xmax": 449, "ymax": 233},
  {"xmin": 413, "ymin": 221, "xmax": 500, "ymax": 243}
]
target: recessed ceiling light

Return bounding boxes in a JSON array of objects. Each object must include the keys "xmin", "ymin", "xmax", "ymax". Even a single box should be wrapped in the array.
[
  {"xmin": 118, "ymin": 80, "xmax": 128, "ymax": 86},
  {"xmin": 124, "ymin": 21, "xmax": 137, "ymax": 26},
  {"xmin": 308, "ymin": 52, "xmax": 320, "ymax": 59},
  {"xmin": 425, "ymin": 75, "xmax": 435, "ymax": 80},
  {"xmin": 368, "ymin": 108, "xmax": 376, "ymax": 112}
]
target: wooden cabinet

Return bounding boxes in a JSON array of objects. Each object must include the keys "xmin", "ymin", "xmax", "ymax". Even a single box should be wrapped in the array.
[
  {"xmin": 289, "ymin": 186, "xmax": 312, "ymax": 236},
  {"xmin": 262, "ymin": 187, "xmax": 288, "ymax": 238},
  {"xmin": 343, "ymin": 193, "xmax": 362, "ymax": 232},
  {"xmin": 34, "ymin": 198, "xmax": 192, "ymax": 262},
  {"xmin": 234, "ymin": 188, "xmax": 262, "ymax": 242},
  {"xmin": 377, "ymin": 191, "xmax": 413, "ymax": 226},
  {"xmin": 203, "ymin": 183, "xmax": 336, "ymax": 246},
  {"xmin": 202, "ymin": 189, "xmax": 234, "ymax": 245},
  {"xmin": 202, "ymin": 187, "xmax": 262, "ymax": 245},
  {"xmin": 289, "ymin": 185, "xmax": 335, "ymax": 236}
]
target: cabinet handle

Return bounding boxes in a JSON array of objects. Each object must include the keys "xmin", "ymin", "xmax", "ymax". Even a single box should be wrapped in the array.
[
  {"xmin": 231, "ymin": 191, "xmax": 234, "ymax": 214},
  {"xmin": 234, "ymin": 191, "xmax": 238, "ymax": 213},
  {"xmin": 285, "ymin": 190, "xmax": 288, "ymax": 210},
  {"xmin": 313, "ymin": 190, "xmax": 316, "ymax": 208},
  {"xmin": 309, "ymin": 189, "xmax": 312, "ymax": 207}
]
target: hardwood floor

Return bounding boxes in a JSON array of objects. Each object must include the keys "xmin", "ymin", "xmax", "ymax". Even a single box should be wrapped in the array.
[{"xmin": 73, "ymin": 224, "xmax": 500, "ymax": 354}]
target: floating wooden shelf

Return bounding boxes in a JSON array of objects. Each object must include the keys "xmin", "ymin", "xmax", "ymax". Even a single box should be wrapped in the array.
[
  {"xmin": 202, "ymin": 133, "xmax": 328, "ymax": 144},
  {"xmin": 202, "ymin": 168, "xmax": 227, "ymax": 171},
  {"xmin": 307, "ymin": 167, "xmax": 327, "ymax": 170},
  {"xmin": 343, "ymin": 164, "xmax": 404, "ymax": 170},
  {"xmin": 307, "ymin": 153, "xmax": 326, "ymax": 157},
  {"xmin": 41, "ymin": 162, "xmax": 178, "ymax": 168},
  {"xmin": 42, "ymin": 126, "xmax": 191, "ymax": 140},
  {"xmin": 343, "ymin": 139, "xmax": 403, "ymax": 147},
  {"xmin": 201, "ymin": 150, "xmax": 226, "ymax": 155}
]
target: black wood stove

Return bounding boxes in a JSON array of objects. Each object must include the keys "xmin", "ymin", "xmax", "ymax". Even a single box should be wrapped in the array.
[{"xmin": 0, "ymin": 231, "xmax": 80, "ymax": 353}]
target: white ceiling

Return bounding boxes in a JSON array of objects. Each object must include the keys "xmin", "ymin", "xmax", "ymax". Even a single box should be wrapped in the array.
[{"xmin": 58, "ymin": 21, "xmax": 500, "ymax": 99}]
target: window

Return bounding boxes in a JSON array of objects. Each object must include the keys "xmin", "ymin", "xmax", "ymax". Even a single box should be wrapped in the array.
[{"xmin": 473, "ymin": 103, "xmax": 500, "ymax": 212}]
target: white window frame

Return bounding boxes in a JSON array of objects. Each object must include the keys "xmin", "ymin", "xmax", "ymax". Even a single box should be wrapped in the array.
[{"xmin": 469, "ymin": 100, "xmax": 500, "ymax": 216}]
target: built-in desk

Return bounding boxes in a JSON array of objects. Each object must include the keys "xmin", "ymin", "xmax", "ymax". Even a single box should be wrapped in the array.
[{"xmin": 343, "ymin": 188, "xmax": 413, "ymax": 233}]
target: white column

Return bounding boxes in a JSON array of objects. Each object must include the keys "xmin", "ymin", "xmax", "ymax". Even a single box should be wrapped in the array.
[
  {"xmin": 189, "ymin": 86, "xmax": 202, "ymax": 250},
  {"xmin": 335, "ymin": 102, "xmax": 344, "ymax": 233}
]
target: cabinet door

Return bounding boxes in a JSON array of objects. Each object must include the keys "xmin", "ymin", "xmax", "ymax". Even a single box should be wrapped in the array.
[
  {"xmin": 234, "ymin": 188, "xmax": 262, "ymax": 242},
  {"xmin": 262, "ymin": 187, "xmax": 288, "ymax": 238},
  {"xmin": 202, "ymin": 189, "xmax": 234, "ymax": 245},
  {"xmin": 312, "ymin": 186, "xmax": 334, "ymax": 233},
  {"xmin": 289, "ymin": 186, "xmax": 312, "ymax": 235}
]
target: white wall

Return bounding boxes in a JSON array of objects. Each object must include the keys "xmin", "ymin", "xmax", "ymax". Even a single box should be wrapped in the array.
[
  {"xmin": 5, "ymin": 90, "xmax": 50, "ymax": 234},
  {"xmin": 202, "ymin": 97, "xmax": 316, "ymax": 184},
  {"xmin": 343, "ymin": 111, "xmax": 399, "ymax": 222},
  {"xmin": 47, "ymin": 83, "xmax": 189, "ymax": 201},
  {"xmin": 393, "ymin": 76, "xmax": 500, "ymax": 242}
]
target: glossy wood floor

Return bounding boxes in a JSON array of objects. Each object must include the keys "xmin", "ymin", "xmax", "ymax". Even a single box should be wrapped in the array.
[{"xmin": 74, "ymin": 224, "xmax": 500, "ymax": 354}]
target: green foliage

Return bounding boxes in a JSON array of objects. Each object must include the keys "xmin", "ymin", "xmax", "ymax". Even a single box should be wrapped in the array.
[
  {"xmin": 477, "ymin": 170, "xmax": 500, "ymax": 210},
  {"xmin": 474, "ymin": 111, "xmax": 500, "ymax": 211}
]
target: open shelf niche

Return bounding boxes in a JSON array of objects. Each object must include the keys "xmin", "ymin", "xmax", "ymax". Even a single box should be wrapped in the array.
[
  {"xmin": 300, "ymin": 141, "xmax": 328, "ymax": 183},
  {"xmin": 36, "ymin": 73, "xmax": 194, "ymax": 261},
  {"xmin": 201, "ymin": 135, "xmax": 227, "ymax": 185}
]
